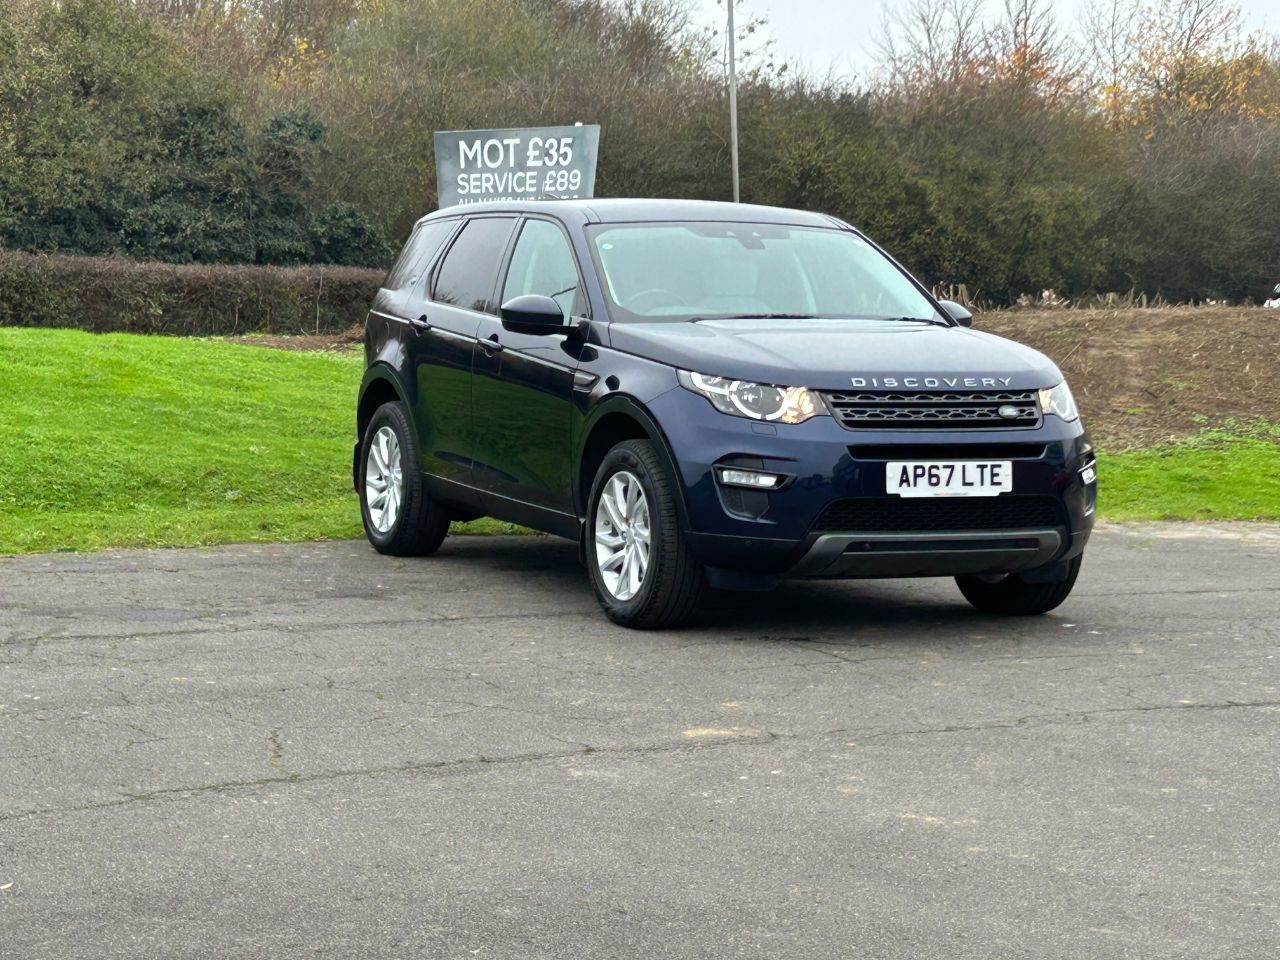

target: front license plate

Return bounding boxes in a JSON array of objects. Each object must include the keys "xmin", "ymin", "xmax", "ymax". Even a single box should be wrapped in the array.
[{"xmin": 886, "ymin": 461, "xmax": 1013, "ymax": 498}]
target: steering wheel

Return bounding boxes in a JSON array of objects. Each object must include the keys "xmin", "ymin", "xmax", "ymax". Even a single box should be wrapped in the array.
[{"xmin": 626, "ymin": 288, "xmax": 690, "ymax": 314}]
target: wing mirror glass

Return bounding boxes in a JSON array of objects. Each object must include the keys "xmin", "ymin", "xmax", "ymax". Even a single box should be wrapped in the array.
[
  {"xmin": 939, "ymin": 299, "xmax": 973, "ymax": 327},
  {"xmin": 500, "ymin": 294, "xmax": 568, "ymax": 335}
]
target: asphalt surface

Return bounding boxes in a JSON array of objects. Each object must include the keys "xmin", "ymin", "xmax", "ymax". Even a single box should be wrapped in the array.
[{"xmin": 1, "ymin": 523, "xmax": 1278, "ymax": 959}]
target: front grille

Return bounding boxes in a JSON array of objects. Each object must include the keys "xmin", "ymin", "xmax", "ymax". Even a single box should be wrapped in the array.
[
  {"xmin": 824, "ymin": 390, "xmax": 1041, "ymax": 430},
  {"xmin": 812, "ymin": 496, "xmax": 1065, "ymax": 533}
]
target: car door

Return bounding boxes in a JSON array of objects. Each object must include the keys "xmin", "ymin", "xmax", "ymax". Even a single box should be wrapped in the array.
[
  {"xmin": 471, "ymin": 216, "xmax": 586, "ymax": 528},
  {"xmin": 410, "ymin": 215, "xmax": 518, "ymax": 500}
]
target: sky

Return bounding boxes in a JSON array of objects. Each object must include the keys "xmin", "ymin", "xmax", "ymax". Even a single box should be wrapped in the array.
[{"xmin": 691, "ymin": 0, "xmax": 1280, "ymax": 81}]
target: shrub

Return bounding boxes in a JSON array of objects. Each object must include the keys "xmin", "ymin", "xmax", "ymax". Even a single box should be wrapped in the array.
[
  {"xmin": 0, "ymin": 1, "xmax": 391, "ymax": 268},
  {"xmin": 0, "ymin": 250, "xmax": 382, "ymax": 335}
]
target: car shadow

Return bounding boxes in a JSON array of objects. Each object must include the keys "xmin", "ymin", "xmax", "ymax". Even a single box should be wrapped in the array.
[{"xmin": 441, "ymin": 534, "xmax": 1065, "ymax": 637}]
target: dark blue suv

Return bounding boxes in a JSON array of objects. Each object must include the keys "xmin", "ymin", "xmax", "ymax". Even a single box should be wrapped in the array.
[{"xmin": 355, "ymin": 199, "xmax": 1095, "ymax": 628}]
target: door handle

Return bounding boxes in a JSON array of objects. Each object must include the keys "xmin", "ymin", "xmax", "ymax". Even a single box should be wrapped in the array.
[
  {"xmin": 482, "ymin": 333, "xmax": 505, "ymax": 355},
  {"xmin": 408, "ymin": 314, "xmax": 431, "ymax": 333}
]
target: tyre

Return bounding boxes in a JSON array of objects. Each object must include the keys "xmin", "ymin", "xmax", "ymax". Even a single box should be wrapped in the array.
[
  {"xmin": 586, "ymin": 439, "xmax": 705, "ymax": 629},
  {"xmin": 359, "ymin": 401, "xmax": 451, "ymax": 556},
  {"xmin": 955, "ymin": 554, "xmax": 1083, "ymax": 616}
]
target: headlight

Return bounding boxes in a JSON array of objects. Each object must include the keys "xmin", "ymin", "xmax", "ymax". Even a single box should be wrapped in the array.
[
  {"xmin": 678, "ymin": 370, "xmax": 821, "ymax": 424},
  {"xmin": 1038, "ymin": 381, "xmax": 1079, "ymax": 421}
]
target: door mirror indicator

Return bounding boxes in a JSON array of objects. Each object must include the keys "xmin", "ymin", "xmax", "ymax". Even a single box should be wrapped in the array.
[
  {"xmin": 939, "ymin": 299, "xmax": 973, "ymax": 327},
  {"xmin": 500, "ymin": 294, "xmax": 568, "ymax": 335}
]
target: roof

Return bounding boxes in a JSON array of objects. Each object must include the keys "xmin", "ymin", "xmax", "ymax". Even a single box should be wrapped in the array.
[{"xmin": 423, "ymin": 197, "xmax": 840, "ymax": 227}]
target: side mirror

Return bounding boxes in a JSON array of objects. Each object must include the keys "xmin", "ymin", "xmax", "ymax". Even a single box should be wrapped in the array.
[
  {"xmin": 939, "ymin": 299, "xmax": 973, "ymax": 327},
  {"xmin": 500, "ymin": 294, "xmax": 567, "ymax": 335}
]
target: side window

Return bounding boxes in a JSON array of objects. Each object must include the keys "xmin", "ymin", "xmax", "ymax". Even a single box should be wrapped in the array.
[
  {"xmin": 501, "ymin": 219, "xmax": 582, "ymax": 323},
  {"xmin": 431, "ymin": 217, "xmax": 516, "ymax": 313},
  {"xmin": 384, "ymin": 220, "xmax": 455, "ymax": 291}
]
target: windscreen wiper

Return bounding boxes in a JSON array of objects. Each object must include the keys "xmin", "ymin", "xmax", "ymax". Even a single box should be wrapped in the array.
[
  {"xmin": 880, "ymin": 315, "xmax": 950, "ymax": 327},
  {"xmin": 690, "ymin": 313, "xmax": 821, "ymax": 322}
]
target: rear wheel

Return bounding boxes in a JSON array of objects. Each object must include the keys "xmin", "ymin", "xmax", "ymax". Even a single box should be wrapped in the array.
[
  {"xmin": 587, "ymin": 439, "xmax": 705, "ymax": 629},
  {"xmin": 955, "ymin": 554, "xmax": 1083, "ymax": 615},
  {"xmin": 359, "ymin": 401, "xmax": 450, "ymax": 556}
]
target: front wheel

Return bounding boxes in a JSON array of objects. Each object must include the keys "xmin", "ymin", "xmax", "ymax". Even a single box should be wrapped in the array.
[
  {"xmin": 586, "ymin": 440, "xmax": 705, "ymax": 629},
  {"xmin": 359, "ymin": 401, "xmax": 451, "ymax": 556},
  {"xmin": 955, "ymin": 554, "xmax": 1083, "ymax": 615}
]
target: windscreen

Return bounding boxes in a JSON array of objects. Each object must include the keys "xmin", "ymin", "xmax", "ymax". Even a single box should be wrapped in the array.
[{"xmin": 587, "ymin": 222, "xmax": 938, "ymax": 323}]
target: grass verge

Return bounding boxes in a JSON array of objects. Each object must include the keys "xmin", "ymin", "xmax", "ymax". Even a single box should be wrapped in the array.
[
  {"xmin": 0, "ymin": 328, "xmax": 363, "ymax": 553},
  {"xmin": 0, "ymin": 329, "xmax": 517, "ymax": 553},
  {"xmin": 0, "ymin": 329, "xmax": 1276, "ymax": 554},
  {"xmin": 1097, "ymin": 423, "xmax": 1280, "ymax": 521}
]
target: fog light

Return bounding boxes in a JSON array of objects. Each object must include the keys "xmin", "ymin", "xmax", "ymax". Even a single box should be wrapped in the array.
[
  {"xmin": 1081, "ymin": 464, "xmax": 1097, "ymax": 485},
  {"xmin": 717, "ymin": 467, "xmax": 783, "ymax": 489}
]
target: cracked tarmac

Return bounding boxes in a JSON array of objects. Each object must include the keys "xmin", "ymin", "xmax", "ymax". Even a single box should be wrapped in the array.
[{"xmin": 1, "ymin": 523, "xmax": 1278, "ymax": 958}]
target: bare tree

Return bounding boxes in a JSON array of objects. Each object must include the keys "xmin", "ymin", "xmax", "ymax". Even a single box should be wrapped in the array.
[
  {"xmin": 877, "ymin": 0, "xmax": 1078, "ymax": 99},
  {"xmin": 1082, "ymin": 0, "xmax": 1257, "ymax": 123},
  {"xmin": 1083, "ymin": 0, "xmax": 1141, "ymax": 114},
  {"xmin": 1153, "ymin": 0, "xmax": 1243, "ymax": 63},
  {"xmin": 991, "ymin": 0, "xmax": 1081, "ymax": 97},
  {"xmin": 877, "ymin": 0, "xmax": 984, "ymax": 90}
]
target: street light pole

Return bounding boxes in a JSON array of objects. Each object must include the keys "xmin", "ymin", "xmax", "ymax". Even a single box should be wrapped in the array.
[{"xmin": 726, "ymin": 0, "xmax": 740, "ymax": 203}]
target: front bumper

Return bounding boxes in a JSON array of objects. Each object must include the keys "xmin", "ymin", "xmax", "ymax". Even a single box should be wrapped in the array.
[
  {"xmin": 649, "ymin": 389, "xmax": 1096, "ymax": 582},
  {"xmin": 789, "ymin": 529, "xmax": 1065, "ymax": 578}
]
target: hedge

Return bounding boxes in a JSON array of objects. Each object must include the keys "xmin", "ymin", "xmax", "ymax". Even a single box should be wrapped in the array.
[{"xmin": 0, "ymin": 249, "xmax": 384, "ymax": 335}]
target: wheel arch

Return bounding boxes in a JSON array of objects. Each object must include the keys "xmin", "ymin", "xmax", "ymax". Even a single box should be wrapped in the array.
[
  {"xmin": 354, "ymin": 364, "xmax": 409, "ymax": 489},
  {"xmin": 574, "ymin": 396, "xmax": 689, "ymax": 530}
]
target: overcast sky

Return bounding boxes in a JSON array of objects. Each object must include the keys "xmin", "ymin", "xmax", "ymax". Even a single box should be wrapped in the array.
[{"xmin": 691, "ymin": 0, "xmax": 1280, "ymax": 81}]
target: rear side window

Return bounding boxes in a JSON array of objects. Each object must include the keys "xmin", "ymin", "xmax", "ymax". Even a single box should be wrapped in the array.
[
  {"xmin": 384, "ymin": 219, "xmax": 455, "ymax": 290},
  {"xmin": 432, "ymin": 217, "xmax": 516, "ymax": 313}
]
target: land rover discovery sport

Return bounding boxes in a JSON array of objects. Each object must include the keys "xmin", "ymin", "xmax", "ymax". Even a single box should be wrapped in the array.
[{"xmin": 354, "ymin": 199, "xmax": 1095, "ymax": 628}]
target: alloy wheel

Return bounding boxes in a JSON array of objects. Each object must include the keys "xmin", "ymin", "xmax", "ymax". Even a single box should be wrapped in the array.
[
  {"xmin": 365, "ymin": 425, "xmax": 403, "ymax": 533},
  {"xmin": 594, "ymin": 469, "xmax": 651, "ymax": 601}
]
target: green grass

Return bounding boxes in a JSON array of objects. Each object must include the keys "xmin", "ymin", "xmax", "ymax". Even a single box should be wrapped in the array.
[
  {"xmin": 0, "ymin": 328, "xmax": 515, "ymax": 553},
  {"xmin": 0, "ymin": 328, "xmax": 365, "ymax": 553},
  {"xmin": 1098, "ymin": 423, "xmax": 1280, "ymax": 521},
  {"xmin": 0, "ymin": 329, "xmax": 1276, "ymax": 554}
]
